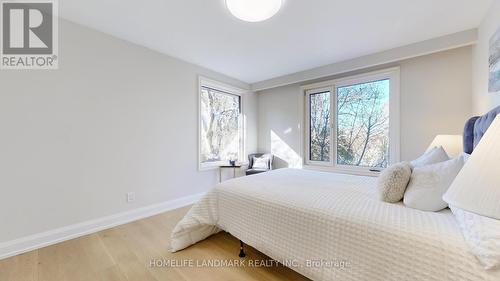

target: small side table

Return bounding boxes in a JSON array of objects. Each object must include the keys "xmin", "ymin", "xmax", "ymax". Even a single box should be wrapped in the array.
[{"xmin": 219, "ymin": 165, "xmax": 242, "ymax": 183}]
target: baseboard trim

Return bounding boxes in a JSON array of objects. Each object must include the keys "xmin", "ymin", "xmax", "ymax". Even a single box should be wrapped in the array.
[{"xmin": 0, "ymin": 192, "xmax": 204, "ymax": 260}]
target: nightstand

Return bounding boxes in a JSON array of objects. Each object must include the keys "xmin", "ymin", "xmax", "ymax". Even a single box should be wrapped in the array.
[{"xmin": 219, "ymin": 165, "xmax": 242, "ymax": 183}]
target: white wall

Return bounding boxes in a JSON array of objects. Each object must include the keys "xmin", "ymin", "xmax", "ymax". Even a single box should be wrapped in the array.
[
  {"xmin": 258, "ymin": 84, "xmax": 304, "ymax": 169},
  {"xmin": 258, "ymin": 47, "xmax": 472, "ymax": 168},
  {"xmin": 472, "ymin": 1, "xmax": 500, "ymax": 114},
  {"xmin": 0, "ymin": 20, "xmax": 257, "ymax": 243}
]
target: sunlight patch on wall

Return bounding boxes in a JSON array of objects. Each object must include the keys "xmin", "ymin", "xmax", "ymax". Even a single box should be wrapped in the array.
[{"xmin": 270, "ymin": 130, "xmax": 302, "ymax": 168}]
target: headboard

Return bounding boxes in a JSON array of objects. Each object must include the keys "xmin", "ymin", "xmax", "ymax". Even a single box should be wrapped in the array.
[{"xmin": 463, "ymin": 105, "xmax": 500, "ymax": 154}]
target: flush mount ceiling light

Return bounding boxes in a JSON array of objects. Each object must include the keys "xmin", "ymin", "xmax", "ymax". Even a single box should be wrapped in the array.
[{"xmin": 226, "ymin": 0, "xmax": 282, "ymax": 22}]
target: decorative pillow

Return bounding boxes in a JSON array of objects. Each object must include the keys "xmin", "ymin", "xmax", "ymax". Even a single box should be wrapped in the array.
[
  {"xmin": 403, "ymin": 156, "xmax": 464, "ymax": 211},
  {"xmin": 461, "ymin": 152, "xmax": 471, "ymax": 162},
  {"xmin": 410, "ymin": 146, "xmax": 449, "ymax": 168},
  {"xmin": 377, "ymin": 162, "xmax": 412, "ymax": 203},
  {"xmin": 450, "ymin": 206, "xmax": 500, "ymax": 270},
  {"xmin": 252, "ymin": 156, "xmax": 269, "ymax": 169}
]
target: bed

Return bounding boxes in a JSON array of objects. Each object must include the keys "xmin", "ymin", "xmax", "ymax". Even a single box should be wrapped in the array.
[{"xmin": 171, "ymin": 106, "xmax": 500, "ymax": 281}]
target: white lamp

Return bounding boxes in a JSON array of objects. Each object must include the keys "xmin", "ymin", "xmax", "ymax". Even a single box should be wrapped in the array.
[
  {"xmin": 443, "ymin": 115, "xmax": 500, "ymax": 219},
  {"xmin": 226, "ymin": 0, "xmax": 282, "ymax": 22},
  {"xmin": 427, "ymin": 135, "xmax": 463, "ymax": 158}
]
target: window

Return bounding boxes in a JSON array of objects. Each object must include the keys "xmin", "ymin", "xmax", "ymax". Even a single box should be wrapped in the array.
[
  {"xmin": 199, "ymin": 78, "xmax": 244, "ymax": 169},
  {"xmin": 309, "ymin": 90, "xmax": 332, "ymax": 162},
  {"xmin": 304, "ymin": 68, "xmax": 400, "ymax": 174}
]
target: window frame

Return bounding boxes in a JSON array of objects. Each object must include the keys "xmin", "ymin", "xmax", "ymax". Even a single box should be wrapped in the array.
[
  {"xmin": 198, "ymin": 76, "xmax": 246, "ymax": 171},
  {"xmin": 301, "ymin": 67, "xmax": 400, "ymax": 176}
]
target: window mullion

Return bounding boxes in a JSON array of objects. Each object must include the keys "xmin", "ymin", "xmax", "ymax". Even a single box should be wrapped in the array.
[{"xmin": 331, "ymin": 86, "xmax": 336, "ymax": 167}]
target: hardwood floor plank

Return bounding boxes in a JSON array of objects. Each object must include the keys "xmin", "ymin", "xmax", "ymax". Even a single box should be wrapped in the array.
[
  {"xmin": 0, "ymin": 251, "xmax": 39, "ymax": 281},
  {"xmin": 37, "ymin": 243, "xmax": 66, "ymax": 281},
  {"xmin": 1, "ymin": 205, "xmax": 310, "ymax": 281},
  {"xmin": 101, "ymin": 220, "xmax": 186, "ymax": 281},
  {"xmin": 74, "ymin": 233, "xmax": 116, "ymax": 273},
  {"xmin": 97, "ymin": 227, "xmax": 161, "ymax": 281},
  {"xmin": 39, "ymin": 238, "xmax": 101, "ymax": 281},
  {"xmin": 96, "ymin": 265, "xmax": 129, "ymax": 281}
]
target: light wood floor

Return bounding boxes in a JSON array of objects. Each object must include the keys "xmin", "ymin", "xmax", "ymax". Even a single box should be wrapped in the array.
[{"xmin": 0, "ymin": 206, "xmax": 310, "ymax": 281}]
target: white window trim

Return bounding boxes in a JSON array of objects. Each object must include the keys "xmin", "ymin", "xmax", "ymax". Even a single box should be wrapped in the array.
[
  {"xmin": 198, "ymin": 76, "xmax": 247, "ymax": 171},
  {"xmin": 301, "ymin": 67, "xmax": 400, "ymax": 176}
]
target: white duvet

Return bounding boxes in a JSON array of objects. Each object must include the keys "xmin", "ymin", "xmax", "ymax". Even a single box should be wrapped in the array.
[{"xmin": 171, "ymin": 168, "xmax": 500, "ymax": 281}]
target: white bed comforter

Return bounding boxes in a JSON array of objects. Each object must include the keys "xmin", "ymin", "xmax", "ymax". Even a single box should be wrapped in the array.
[{"xmin": 171, "ymin": 168, "xmax": 500, "ymax": 281}]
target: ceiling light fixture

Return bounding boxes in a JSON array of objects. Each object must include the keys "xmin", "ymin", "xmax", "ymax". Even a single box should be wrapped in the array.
[{"xmin": 226, "ymin": 0, "xmax": 282, "ymax": 22}]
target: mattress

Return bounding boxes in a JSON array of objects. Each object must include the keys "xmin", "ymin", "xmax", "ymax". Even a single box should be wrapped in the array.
[{"xmin": 171, "ymin": 168, "xmax": 500, "ymax": 281}]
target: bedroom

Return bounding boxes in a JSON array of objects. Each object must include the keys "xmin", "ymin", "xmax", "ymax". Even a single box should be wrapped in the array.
[{"xmin": 0, "ymin": 0, "xmax": 499, "ymax": 280}]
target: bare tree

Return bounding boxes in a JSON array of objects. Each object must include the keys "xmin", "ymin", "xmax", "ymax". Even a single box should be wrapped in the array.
[
  {"xmin": 309, "ymin": 80, "xmax": 389, "ymax": 167},
  {"xmin": 310, "ymin": 92, "xmax": 331, "ymax": 161},
  {"xmin": 337, "ymin": 80, "xmax": 389, "ymax": 168},
  {"xmin": 200, "ymin": 88, "xmax": 240, "ymax": 163}
]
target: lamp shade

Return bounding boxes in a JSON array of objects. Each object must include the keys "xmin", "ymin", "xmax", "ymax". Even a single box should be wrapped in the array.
[
  {"xmin": 427, "ymin": 135, "xmax": 463, "ymax": 158},
  {"xmin": 443, "ymin": 116, "xmax": 500, "ymax": 219}
]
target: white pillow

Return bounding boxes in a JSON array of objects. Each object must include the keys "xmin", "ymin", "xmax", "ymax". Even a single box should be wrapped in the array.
[
  {"xmin": 461, "ymin": 152, "xmax": 471, "ymax": 162},
  {"xmin": 377, "ymin": 162, "xmax": 412, "ymax": 203},
  {"xmin": 252, "ymin": 156, "xmax": 269, "ymax": 169},
  {"xmin": 450, "ymin": 206, "xmax": 500, "ymax": 270},
  {"xmin": 410, "ymin": 146, "xmax": 449, "ymax": 168},
  {"xmin": 403, "ymin": 156, "xmax": 464, "ymax": 211}
]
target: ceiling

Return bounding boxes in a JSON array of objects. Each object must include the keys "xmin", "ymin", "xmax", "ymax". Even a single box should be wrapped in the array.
[{"xmin": 60, "ymin": 0, "xmax": 492, "ymax": 84}]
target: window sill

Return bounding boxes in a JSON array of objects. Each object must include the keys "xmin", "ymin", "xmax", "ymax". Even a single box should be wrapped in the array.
[{"xmin": 303, "ymin": 165, "xmax": 380, "ymax": 177}]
